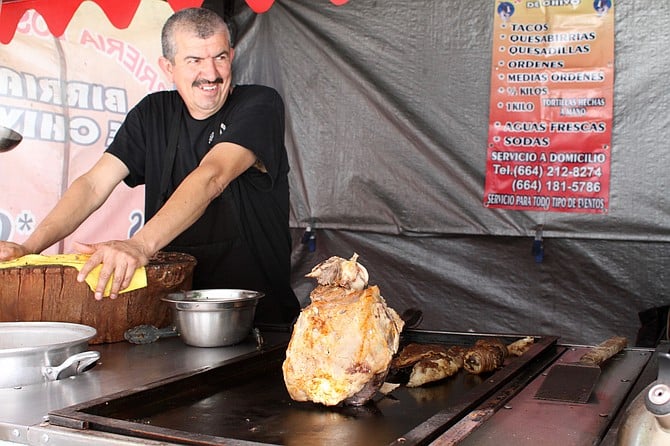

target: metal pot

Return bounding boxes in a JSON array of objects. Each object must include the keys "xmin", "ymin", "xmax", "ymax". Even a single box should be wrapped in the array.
[
  {"xmin": 617, "ymin": 352, "xmax": 670, "ymax": 445},
  {"xmin": 161, "ymin": 289, "xmax": 263, "ymax": 347},
  {"xmin": 0, "ymin": 322, "xmax": 101, "ymax": 388}
]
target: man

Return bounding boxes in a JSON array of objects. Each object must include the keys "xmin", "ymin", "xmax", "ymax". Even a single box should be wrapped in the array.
[{"xmin": 0, "ymin": 8, "xmax": 300, "ymax": 325}]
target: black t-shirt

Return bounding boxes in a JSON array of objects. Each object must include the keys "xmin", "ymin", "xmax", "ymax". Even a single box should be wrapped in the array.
[{"xmin": 106, "ymin": 85, "xmax": 300, "ymax": 325}]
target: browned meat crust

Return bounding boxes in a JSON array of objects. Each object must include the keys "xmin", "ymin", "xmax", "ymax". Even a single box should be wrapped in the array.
[
  {"xmin": 463, "ymin": 338, "xmax": 507, "ymax": 374},
  {"xmin": 406, "ymin": 347, "xmax": 465, "ymax": 387},
  {"xmin": 392, "ymin": 343, "xmax": 452, "ymax": 369}
]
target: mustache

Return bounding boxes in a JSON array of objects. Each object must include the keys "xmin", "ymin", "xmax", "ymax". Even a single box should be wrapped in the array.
[{"xmin": 193, "ymin": 78, "xmax": 223, "ymax": 87}]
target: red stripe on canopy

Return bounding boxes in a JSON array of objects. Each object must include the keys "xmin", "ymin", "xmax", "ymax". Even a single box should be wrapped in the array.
[
  {"xmin": 243, "ymin": 0, "xmax": 349, "ymax": 13},
  {"xmin": 0, "ymin": 0, "xmax": 203, "ymax": 44},
  {"xmin": 0, "ymin": 0, "xmax": 349, "ymax": 44}
]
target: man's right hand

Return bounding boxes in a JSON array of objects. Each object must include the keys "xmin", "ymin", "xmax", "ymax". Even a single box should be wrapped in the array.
[
  {"xmin": 0, "ymin": 241, "xmax": 30, "ymax": 262},
  {"xmin": 73, "ymin": 240, "xmax": 150, "ymax": 301}
]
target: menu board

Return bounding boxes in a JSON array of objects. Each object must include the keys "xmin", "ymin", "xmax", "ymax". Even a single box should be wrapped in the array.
[{"xmin": 483, "ymin": 0, "xmax": 614, "ymax": 213}]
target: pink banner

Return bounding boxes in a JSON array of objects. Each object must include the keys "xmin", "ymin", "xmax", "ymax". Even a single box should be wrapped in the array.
[{"xmin": 0, "ymin": 0, "xmax": 174, "ymax": 252}]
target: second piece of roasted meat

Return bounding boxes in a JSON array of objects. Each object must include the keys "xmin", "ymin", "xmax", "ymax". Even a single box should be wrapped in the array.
[{"xmin": 393, "ymin": 336, "xmax": 535, "ymax": 387}]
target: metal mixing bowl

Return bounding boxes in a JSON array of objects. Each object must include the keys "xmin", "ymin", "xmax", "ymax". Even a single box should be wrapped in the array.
[{"xmin": 161, "ymin": 289, "xmax": 263, "ymax": 347}]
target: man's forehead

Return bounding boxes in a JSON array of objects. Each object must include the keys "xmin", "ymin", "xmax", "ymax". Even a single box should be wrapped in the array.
[{"xmin": 174, "ymin": 30, "xmax": 230, "ymax": 56}]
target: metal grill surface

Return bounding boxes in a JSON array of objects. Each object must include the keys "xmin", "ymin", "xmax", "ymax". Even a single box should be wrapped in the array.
[{"xmin": 49, "ymin": 330, "xmax": 559, "ymax": 446}]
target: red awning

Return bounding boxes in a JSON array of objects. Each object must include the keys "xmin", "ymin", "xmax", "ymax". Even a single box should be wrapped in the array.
[
  {"xmin": 244, "ymin": 0, "xmax": 349, "ymax": 13},
  {"xmin": 0, "ymin": 0, "xmax": 203, "ymax": 44},
  {"xmin": 0, "ymin": 0, "xmax": 349, "ymax": 44}
]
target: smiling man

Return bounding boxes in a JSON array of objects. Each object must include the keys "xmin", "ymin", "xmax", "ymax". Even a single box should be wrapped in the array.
[{"xmin": 0, "ymin": 8, "xmax": 301, "ymax": 326}]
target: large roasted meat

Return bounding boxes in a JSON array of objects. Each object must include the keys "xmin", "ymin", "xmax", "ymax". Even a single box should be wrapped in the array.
[{"xmin": 282, "ymin": 254, "xmax": 404, "ymax": 406}]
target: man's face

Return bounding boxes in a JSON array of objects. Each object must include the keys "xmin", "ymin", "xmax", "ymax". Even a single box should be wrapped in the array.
[{"xmin": 160, "ymin": 28, "xmax": 234, "ymax": 120}]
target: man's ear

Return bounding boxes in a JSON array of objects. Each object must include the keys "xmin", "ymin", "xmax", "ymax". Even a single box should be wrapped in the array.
[{"xmin": 158, "ymin": 56, "xmax": 174, "ymax": 82}]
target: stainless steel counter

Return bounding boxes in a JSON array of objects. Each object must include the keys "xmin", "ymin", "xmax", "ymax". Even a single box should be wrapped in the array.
[
  {"xmin": 433, "ymin": 346, "xmax": 654, "ymax": 446},
  {"xmin": 0, "ymin": 333, "xmax": 656, "ymax": 446},
  {"xmin": 0, "ymin": 332, "xmax": 290, "ymax": 445}
]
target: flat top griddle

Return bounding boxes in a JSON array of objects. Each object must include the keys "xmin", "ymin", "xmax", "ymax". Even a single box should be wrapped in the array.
[{"xmin": 49, "ymin": 330, "xmax": 559, "ymax": 446}]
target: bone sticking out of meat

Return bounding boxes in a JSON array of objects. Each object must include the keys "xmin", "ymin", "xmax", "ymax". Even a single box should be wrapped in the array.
[
  {"xmin": 507, "ymin": 336, "xmax": 535, "ymax": 357},
  {"xmin": 283, "ymin": 255, "xmax": 404, "ymax": 406},
  {"xmin": 406, "ymin": 346, "xmax": 465, "ymax": 388},
  {"xmin": 463, "ymin": 338, "xmax": 507, "ymax": 374},
  {"xmin": 305, "ymin": 252, "xmax": 369, "ymax": 291},
  {"xmin": 379, "ymin": 382, "xmax": 401, "ymax": 395}
]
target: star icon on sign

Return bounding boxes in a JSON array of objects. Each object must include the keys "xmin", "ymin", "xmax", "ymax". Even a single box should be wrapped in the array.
[{"xmin": 16, "ymin": 210, "xmax": 35, "ymax": 235}]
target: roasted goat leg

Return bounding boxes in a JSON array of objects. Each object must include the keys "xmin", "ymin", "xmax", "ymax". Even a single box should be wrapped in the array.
[{"xmin": 283, "ymin": 254, "xmax": 404, "ymax": 406}]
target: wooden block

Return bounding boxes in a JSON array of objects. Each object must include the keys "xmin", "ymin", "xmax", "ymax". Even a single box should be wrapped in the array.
[
  {"xmin": 0, "ymin": 252, "xmax": 196, "ymax": 344},
  {"xmin": 16, "ymin": 267, "xmax": 45, "ymax": 321},
  {"xmin": 0, "ymin": 268, "xmax": 20, "ymax": 321}
]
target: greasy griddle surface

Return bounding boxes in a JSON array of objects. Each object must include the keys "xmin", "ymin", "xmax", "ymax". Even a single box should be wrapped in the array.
[{"xmin": 50, "ymin": 331, "xmax": 558, "ymax": 446}]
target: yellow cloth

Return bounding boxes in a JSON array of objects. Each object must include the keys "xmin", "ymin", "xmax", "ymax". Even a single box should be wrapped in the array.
[{"xmin": 0, "ymin": 254, "xmax": 147, "ymax": 296}]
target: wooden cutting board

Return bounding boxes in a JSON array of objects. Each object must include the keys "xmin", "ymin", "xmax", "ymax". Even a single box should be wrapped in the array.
[{"xmin": 0, "ymin": 251, "xmax": 196, "ymax": 344}]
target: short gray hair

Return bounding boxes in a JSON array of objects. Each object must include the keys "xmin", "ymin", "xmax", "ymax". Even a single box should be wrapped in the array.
[{"xmin": 161, "ymin": 8, "xmax": 231, "ymax": 62}]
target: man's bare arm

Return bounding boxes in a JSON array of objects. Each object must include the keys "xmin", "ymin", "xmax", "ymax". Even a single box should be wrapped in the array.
[
  {"xmin": 131, "ymin": 141, "xmax": 257, "ymax": 256},
  {"xmin": 78, "ymin": 142, "xmax": 257, "ymax": 299},
  {"xmin": 0, "ymin": 153, "xmax": 128, "ymax": 260}
]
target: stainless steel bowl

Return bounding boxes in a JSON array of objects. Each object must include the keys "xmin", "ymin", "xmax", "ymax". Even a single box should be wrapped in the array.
[{"xmin": 161, "ymin": 289, "xmax": 263, "ymax": 347}]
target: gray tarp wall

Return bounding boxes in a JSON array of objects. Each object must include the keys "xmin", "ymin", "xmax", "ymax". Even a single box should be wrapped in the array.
[{"xmin": 229, "ymin": 0, "xmax": 668, "ymax": 345}]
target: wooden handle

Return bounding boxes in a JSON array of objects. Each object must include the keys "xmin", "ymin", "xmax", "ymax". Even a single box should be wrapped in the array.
[{"xmin": 579, "ymin": 336, "xmax": 628, "ymax": 366}]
